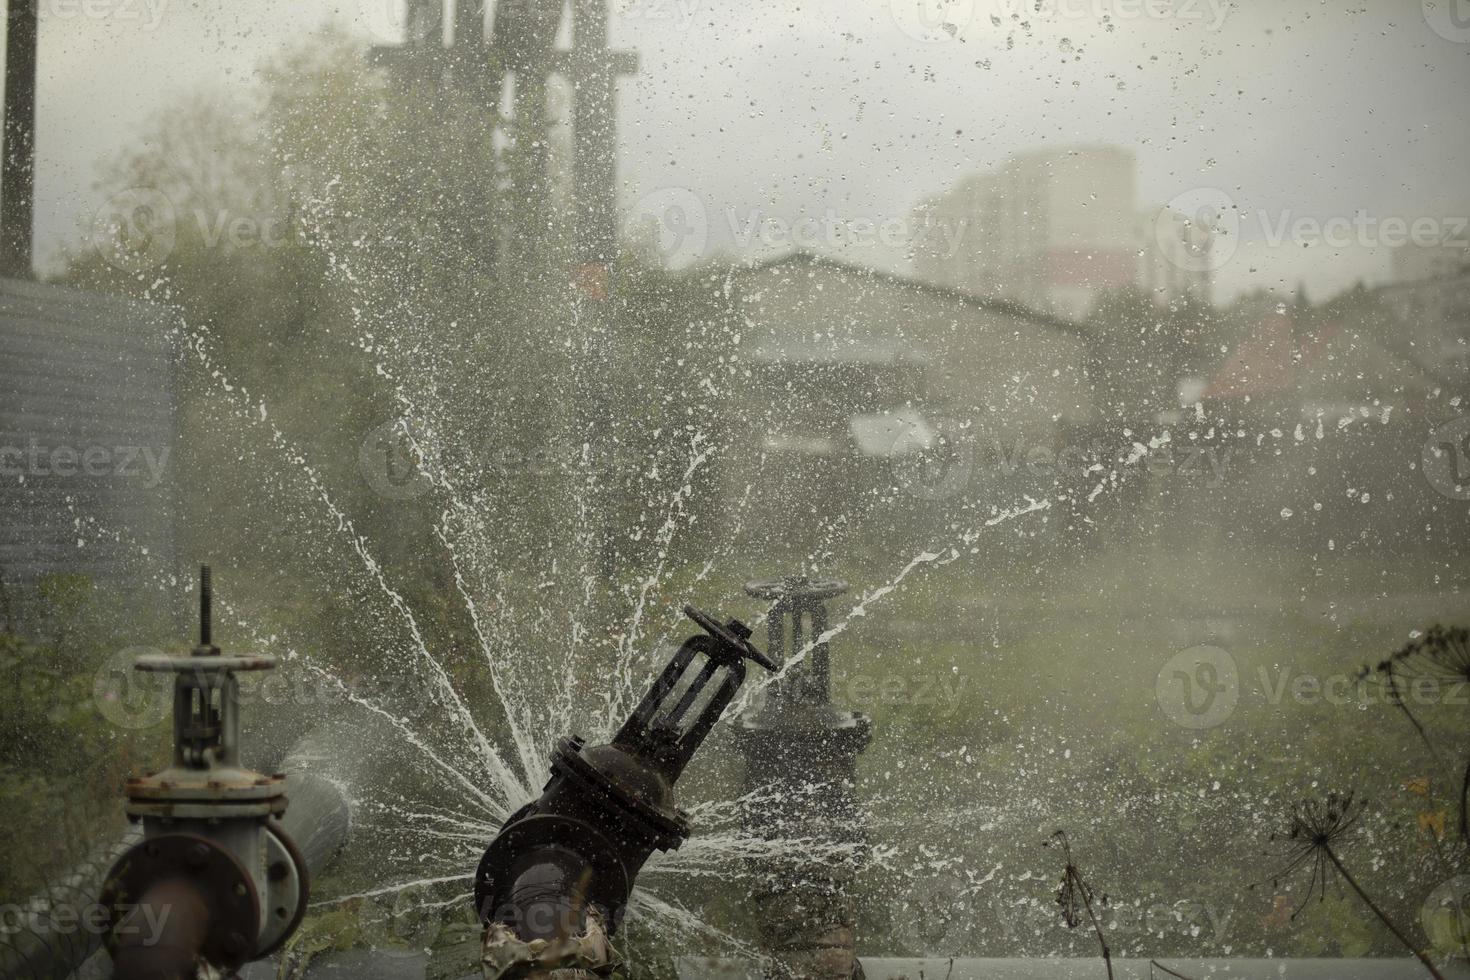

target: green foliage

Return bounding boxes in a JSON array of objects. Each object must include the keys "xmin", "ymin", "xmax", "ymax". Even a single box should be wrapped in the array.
[
  {"xmin": 1286, "ymin": 894, "xmax": 1376, "ymax": 957},
  {"xmin": 0, "ymin": 595, "xmax": 167, "ymax": 900},
  {"xmin": 424, "ymin": 919, "xmax": 484, "ymax": 980},
  {"xmin": 276, "ymin": 901, "xmax": 388, "ymax": 979},
  {"xmin": 33, "ymin": 573, "xmax": 95, "ymax": 656}
]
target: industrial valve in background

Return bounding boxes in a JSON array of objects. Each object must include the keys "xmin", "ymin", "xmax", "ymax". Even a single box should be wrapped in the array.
[
  {"xmin": 734, "ymin": 576, "xmax": 871, "ymax": 980},
  {"xmin": 100, "ymin": 567, "xmax": 309, "ymax": 980}
]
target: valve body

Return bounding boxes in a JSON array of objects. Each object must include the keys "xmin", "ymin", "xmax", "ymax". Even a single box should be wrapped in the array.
[
  {"xmin": 475, "ymin": 606, "xmax": 772, "ymax": 977},
  {"xmin": 735, "ymin": 577, "xmax": 870, "ymax": 980},
  {"xmin": 100, "ymin": 568, "xmax": 309, "ymax": 979}
]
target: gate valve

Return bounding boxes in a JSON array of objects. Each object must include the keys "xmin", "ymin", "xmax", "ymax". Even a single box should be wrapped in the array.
[
  {"xmin": 100, "ymin": 567, "xmax": 309, "ymax": 980},
  {"xmin": 474, "ymin": 605, "xmax": 774, "ymax": 944}
]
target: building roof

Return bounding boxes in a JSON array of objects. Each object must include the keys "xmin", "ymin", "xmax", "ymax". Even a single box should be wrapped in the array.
[
  {"xmin": 746, "ymin": 338, "xmax": 929, "ymax": 366},
  {"xmin": 1203, "ymin": 309, "xmax": 1435, "ymax": 405},
  {"xmin": 736, "ymin": 249, "xmax": 1093, "ymax": 342},
  {"xmin": 1202, "ymin": 311, "xmax": 1300, "ymax": 400}
]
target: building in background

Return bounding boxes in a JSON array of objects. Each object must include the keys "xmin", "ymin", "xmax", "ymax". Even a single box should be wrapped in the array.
[
  {"xmin": 1371, "ymin": 253, "xmax": 1470, "ymax": 383},
  {"xmin": 1142, "ymin": 205, "xmax": 1215, "ymax": 308},
  {"xmin": 912, "ymin": 145, "xmax": 1210, "ymax": 318},
  {"xmin": 0, "ymin": 279, "xmax": 178, "ymax": 627},
  {"xmin": 719, "ymin": 251, "xmax": 1094, "ymax": 554},
  {"xmin": 1391, "ymin": 240, "xmax": 1470, "ymax": 285}
]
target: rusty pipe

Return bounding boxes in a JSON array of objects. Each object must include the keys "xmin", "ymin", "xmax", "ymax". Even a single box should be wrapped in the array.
[
  {"xmin": 106, "ymin": 877, "xmax": 212, "ymax": 980},
  {"xmin": 0, "ymin": 741, "xmax": 353, "ymax": 980},
  {"xmin": 0, "ymin": 826, "xmax": 141, "ymax": 980}
]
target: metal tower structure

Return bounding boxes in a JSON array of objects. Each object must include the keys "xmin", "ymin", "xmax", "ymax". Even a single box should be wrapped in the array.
[
  {"xmin": 371, "ymin": 0, "xmax": 635, "ymax": 577},
  {"xmin": 370, "ymin": 0, "xmax": 635, "ymax": 285},
  {"xmin": 1, "ymin": 0, "xmax": 38, "ymax": 279}
]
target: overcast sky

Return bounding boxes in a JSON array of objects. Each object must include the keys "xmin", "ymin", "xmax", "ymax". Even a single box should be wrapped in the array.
[{"xmin": 30, "ymin": 0, "xmax": 1470, "ymax": 301}]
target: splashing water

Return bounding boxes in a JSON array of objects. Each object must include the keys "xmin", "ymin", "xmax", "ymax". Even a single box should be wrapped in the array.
[
  {"xmin": 150, "ymin": 311, "xmax": 1082, "ymax": 953},
  {"xmin": 101, "ymin": 194, "xmax": 1425, "ymax": 963},
  {"xmin": 82, "ymin": 290, "xmax": 1310, "ymax": 961}
]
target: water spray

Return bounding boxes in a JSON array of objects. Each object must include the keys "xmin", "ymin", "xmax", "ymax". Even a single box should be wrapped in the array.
[
  {"xmin": 735, "ymin": 576, "xmax": 871, "ymax": 980},
  {"xmin": 475, "ymin": 605, "xmax": 774, "ymax": 978},
  {"xmin": 98, "ymin": 567, "xmax": 310, "ymax": 980}
]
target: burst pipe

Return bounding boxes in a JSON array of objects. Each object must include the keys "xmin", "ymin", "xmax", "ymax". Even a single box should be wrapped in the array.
[{"xmin": 474, "ymin": 606, "xmax": 774, "ymax": 980}]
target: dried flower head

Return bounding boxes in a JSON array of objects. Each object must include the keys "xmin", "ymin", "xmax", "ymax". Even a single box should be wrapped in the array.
[
  {"xmin": 1266, "ymin": 792, "xmax": 1448, "ymax": 980},
  {"xmin": 1270, "ymin": 791, "xmax": 1364, "ymax": 916},
  {"xmin": 1360, "ymin": 625, "xmax": 1470, "ymax": 746},
  {"xmin": 1045, "ymin": 830, "xmax": 1113, "ymax": 979},
  {"xmin": 1361, "ymin": 625, "xmax": 1470, "ymax": 844}
]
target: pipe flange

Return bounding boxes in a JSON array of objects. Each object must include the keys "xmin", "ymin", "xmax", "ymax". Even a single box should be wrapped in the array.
[
  {"xmin": 100, "ymin": 832, "xmax": 261, "ymax": 972},
  {"xmin": 552, "ymin": 738, "xmax": 691, "ymax": 847},
  {"xmin": 475, "ymin": 814, "xmax": 631, "ymax": 931},
  {"xmin": 256, "ymin": 819, "xmax": 310, "ymax": 957},
  {"xmin": 744, "ymin": 577, "xmax": 849, "ymax": 602}
]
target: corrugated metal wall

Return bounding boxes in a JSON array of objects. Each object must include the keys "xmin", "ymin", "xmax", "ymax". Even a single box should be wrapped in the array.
[{"xmin": 0, "ymin": 277, "xmax": 178, "ymax": 619}]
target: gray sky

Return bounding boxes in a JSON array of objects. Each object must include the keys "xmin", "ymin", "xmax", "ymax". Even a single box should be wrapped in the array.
[{"xmin": 31, "ymin": 0, "xmax": 1470, "ymax": 301}]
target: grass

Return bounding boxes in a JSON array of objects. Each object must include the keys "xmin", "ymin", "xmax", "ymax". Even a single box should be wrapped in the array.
[{"xmin": 4, "ymin": 519, "xmax": 1468, "ymax": 970}]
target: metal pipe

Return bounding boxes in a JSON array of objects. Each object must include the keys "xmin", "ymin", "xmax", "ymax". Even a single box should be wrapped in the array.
[
  {"xmin": 477, "ymin": 607, "xmax": 773, "ymax": 980},
  {"xmin": 1, "ymin": 0, "xmax": 38, "ymax": 279},
  {"xmin": 94, "ymin": 569, "xmax": 310, "ymax": 977},
  {"xmin": 106, "ymin": 878, "xmax": 211, "ymax": 980},
  {"xmin": 0, "ymin": 827, "xmax": 141, "ymax": 980},
  {"xmin": 502, "ymin": 846, "xmax": 591, "ymax": 942},
  {"xmin": 0, "ymin": 745, "xmax": 351, "ymax": 980},
  {"xmin": 2, "ymin": 569, "xmax": 396, "ymax": 980},
  {"xmin": 277, "ymin": 771, "xmax": 352, "ymax": 877},
  {"xmin": 736, "ymin": 577, "xmax": 870, "ymax": 980}
]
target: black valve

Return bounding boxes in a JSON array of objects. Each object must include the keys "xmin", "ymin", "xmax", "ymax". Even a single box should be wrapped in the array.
[
  {"xmin": 733, "ymin": 575, "xmax": 871, "ymax": 980},
  {"xmin": 474, "ymin": 605, "xmax": 773, "ymax": 940}
]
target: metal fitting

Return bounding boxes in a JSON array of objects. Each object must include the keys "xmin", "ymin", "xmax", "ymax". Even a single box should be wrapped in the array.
[
  {"xmin": 99, "ymin": 567, "xmax": 309, "ymax": 980},
  {"xmin": 735, "ymin": 576, "xmax": 870, "ymax": 980},
  {"xmin": 476, "ymin": 605, "xmax": 774, "ymax": 975}
]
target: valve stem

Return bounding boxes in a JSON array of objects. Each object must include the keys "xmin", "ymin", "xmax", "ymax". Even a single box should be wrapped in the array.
[{"xmin": 199, "ymin": 564, "xmax": 213, "ymax": 649}]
